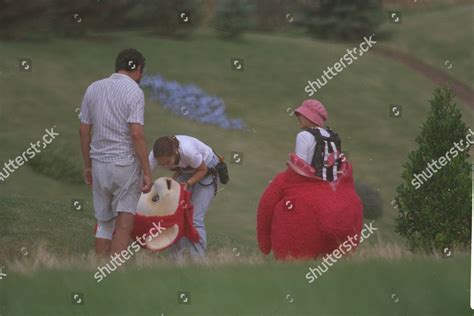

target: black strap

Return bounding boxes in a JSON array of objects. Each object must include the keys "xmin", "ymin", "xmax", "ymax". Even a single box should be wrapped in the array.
[
  {"xmin": 198, "ymin": 149, "xmax": 220, "ymax": 196},
  {"xmin": 198, "ymin": 168, "xmax": 218, "ymax": 196},
  {"xmin": 305, "ymin": 127, "xmax": 342, "ymax": 181},
  {"xmin": 306, "ymin": 128, "xmax": 325, "ymax": 172}
]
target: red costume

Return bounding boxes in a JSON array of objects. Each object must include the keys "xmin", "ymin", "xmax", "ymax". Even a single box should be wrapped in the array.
[
  {"xmin": 94, "ymin": 178, "xmax": 199, "ymax": 252},
  {"xmin": 257, "ymin": 156, "xmax": 363, "ymax": 260},
  {"xmin": 131, "ymin": 184, "xmax": 199, "ymax": 252}
]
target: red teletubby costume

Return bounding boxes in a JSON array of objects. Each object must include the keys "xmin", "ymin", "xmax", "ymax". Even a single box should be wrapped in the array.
[
  {"xmin": 131, "ymin": 178, "xmax": 199, "ymax": 252},
  {"xmin": 257, "ymin": 154, "xmax": 363, "ymax": 260},
  {"xmin": 95, "ymin": 177, "xmax": 199, "ymax": 252}
]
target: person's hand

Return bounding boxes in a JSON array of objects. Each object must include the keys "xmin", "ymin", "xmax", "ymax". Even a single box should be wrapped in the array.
[
  {"xmin": 181, "ymin": 181, "xmax": 189, "ymax": 191},
  {"xmin": 141, "ymin": 173, "xmax": 152, "ymax": 193},
  {"xmin": 83, "ymin": 167, "xmax": 93, "ymax": 186}
]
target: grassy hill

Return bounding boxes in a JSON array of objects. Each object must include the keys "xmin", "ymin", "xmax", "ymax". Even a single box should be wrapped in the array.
[
  {"xmin": 380, "ymin": 4, "xmax": 474, "ymax": 86},
  {"xmin": 1, "ymin": 28, "xmax": 472, "ymax": 243},
  {"xmin": 0, "ymin": 4, "xmax": 472, "ymax": 316}
]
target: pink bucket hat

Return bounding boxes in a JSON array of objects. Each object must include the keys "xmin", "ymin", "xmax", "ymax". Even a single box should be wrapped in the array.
[{"xmin": 294, "ymin": 99, "xmax": 328, "ymax": 126}]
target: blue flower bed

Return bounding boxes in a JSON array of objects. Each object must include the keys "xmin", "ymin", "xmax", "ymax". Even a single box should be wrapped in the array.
[{"xmin": 141, "ymin": 75, "xmax": 246, "ymax": 130}]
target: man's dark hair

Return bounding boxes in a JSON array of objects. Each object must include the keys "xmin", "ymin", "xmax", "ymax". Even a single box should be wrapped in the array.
[{"xmin": 115, "ymin": 48, "xmax": 146, "ymax": 72}]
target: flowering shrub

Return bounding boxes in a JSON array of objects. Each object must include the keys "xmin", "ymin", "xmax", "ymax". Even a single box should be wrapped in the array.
[{"xmin": 141, "ymin": 75, "xmax": 245, "ymax": 130}]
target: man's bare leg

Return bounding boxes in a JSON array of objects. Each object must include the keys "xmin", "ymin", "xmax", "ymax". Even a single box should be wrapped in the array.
[
  {"xmin": 110, "ymin": 212, "xmax": 135, "ymax": 254},
  {"xmin": 95, "ymin": 238, "xmax": 111, "ymax": 257}
]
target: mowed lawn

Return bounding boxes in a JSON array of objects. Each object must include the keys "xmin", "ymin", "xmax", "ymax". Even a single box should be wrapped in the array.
[
  {"xmin": 0, "ymin": 4, "xmax": 473, "ymax": 315},
  {"xmin": 0, "ymin": 197, "xmax": 471, "ymax": 315},
  {"xmin": 1, "ymin": 21, "xmax": 472, "ymax": 246},
  {"xmin": 381, "ymin": 4, "xmax": 474, "ymax": 86},
  {"xmin": 0, "ymin": 256, "xmax": 470, "ymax": 316}
]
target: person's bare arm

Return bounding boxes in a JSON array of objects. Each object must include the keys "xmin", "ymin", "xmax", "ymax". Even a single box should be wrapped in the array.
[
  {"xmin": 79, "ymin": 123, "xmax": 93, "ymax": 186},
  {"xmin": 130, "ymin": 123, "xmax": 152, "ymax": 193},
  {"xmin": 185, "ymin": 161, "xmax": 208, "ymax": 187}
]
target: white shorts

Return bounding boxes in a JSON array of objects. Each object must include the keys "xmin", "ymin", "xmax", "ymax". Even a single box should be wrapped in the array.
[{"xmin": 92, "ymin": 159, "xmax": 142, "ymax": 221}]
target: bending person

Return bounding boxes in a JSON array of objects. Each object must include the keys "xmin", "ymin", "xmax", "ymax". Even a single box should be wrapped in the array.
[{"xmin": 148, "ymin": 135, "xmax": 219, "ymax": 257}]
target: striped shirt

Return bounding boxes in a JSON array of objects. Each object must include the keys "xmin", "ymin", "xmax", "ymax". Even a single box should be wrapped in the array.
[{"xmin": 80, "ymin": 73, "xmax": 145, "ymax": 165}]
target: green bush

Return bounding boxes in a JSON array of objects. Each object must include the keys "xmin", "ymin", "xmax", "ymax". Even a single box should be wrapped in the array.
[
  {"xmin": 254, "ymin": 0, "xmax": 282, "ymax": 32},
  {"xmin": 0, "ymin": 0, "xmax": 142, "ymax": 41},
  {"xmin": 214, "ymin": 0, "xmax": 255, "ymax": 39},
  {"xmin": 302, "ymin": 0, "xmax": 383, "ymax": 41},
  {"xmin": 355, "ymin": 180, "xmax": 383, "ymax": 219},
  {"xmin": 0, "ymin": 0, "xmax": 203, "ymax": 41},
  {"xmin": 0, "ymin": 0, "xmax": 102, "ymax": 40},
  {"xmin": 0, "ymin": 0, "xmax": 54, "ymax": 41},
  {"xmin": 28, "ymin": 141, "xmax": 83, "ymax": 185},
  {"xmin": 394, "ymin": 88, "xmax": 471, "ymax": 253},
  {"xmin": 50, "ymin": 0, "xmax": 90, "ymax": 38},
  {"xmin": 142, "ymin": 0, "xmax": 201, "ymax": 38}
]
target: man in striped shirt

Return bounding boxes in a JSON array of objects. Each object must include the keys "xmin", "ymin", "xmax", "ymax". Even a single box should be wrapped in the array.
[{"xmin": 79, "ymin": 48, "xmax": 152, "ymax": 257}]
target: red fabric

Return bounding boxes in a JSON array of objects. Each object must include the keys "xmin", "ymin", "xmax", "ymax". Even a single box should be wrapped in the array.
[
  {"xmin": 94, "ymin": 184, "xmax": 199, "ymax": 252},
  {"xmin": 181, "ymin": 190, "xmax": 200, "ymax": 243},
  {"xmin": 287, "ymin": 152, "xmax": 346, "ymax": 179},
  {"xmin": 288, "ymin": 153, "xmax": 317, "ymax": 177},
  {"xmin": 257, "ymin": 162, "xmax": 363, "ymax": 260},
  {"xmin": 131, "ymin": 185, "xmax": 199, "ymax": 252}
]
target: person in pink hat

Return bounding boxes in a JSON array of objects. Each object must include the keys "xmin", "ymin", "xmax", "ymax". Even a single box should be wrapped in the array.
[
  {"xmin": 256, "ymin": 99, "xmax": 363, "ymax": 260},
  {"xmin": 291, "ymin": 99, "xmax": 344, "ymax": 181}
]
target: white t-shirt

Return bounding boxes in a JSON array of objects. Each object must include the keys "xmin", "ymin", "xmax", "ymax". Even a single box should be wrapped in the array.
[
  {"xmin": 149, "ymin": 135, "xmax": 214, "ymax": 171},
  {"xmin": 295, "ymin": 128, "xmax": 330, "ymax": 164}
]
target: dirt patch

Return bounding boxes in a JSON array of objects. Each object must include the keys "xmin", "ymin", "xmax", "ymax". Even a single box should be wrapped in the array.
[{"xmin": 372, "ymin": 46, "xmax": 474, "ymax": 109}]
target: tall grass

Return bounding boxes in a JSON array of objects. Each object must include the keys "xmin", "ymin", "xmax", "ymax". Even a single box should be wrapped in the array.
[{"xmin": 7, "ymin": 240, "xmax": 464, "ymax": 275}]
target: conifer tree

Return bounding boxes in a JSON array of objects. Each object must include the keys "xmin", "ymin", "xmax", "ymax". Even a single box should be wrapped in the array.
[{"xmin": 395, "ymin": 88, "xmax": 471, "ymax": 252}]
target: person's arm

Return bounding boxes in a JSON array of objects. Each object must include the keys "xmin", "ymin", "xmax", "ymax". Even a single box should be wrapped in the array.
[
  {"xmin": 130, "ymin": 123, "xmax": 152, "ymax": 193},
  {"xmin": 295, "ymin": 131, "xmax": 314, "ymax": 164},
  {"xmin": 184, "ymin": 161, "xmax": 208, "ymax": 187},
  {"xmin": 79, "ymin": 123, "xmax": 93, "ymax": 186},
  {"xmin": 79, "ymin": 86, "xmax": 93, "ymax": 186},
  {"xmin": 127, "ymin": 89, "xmax": 152, "ymax": 193},
  {"xmin": 180, "ymin": 149, "xmax": 207, "ymax": 188}
]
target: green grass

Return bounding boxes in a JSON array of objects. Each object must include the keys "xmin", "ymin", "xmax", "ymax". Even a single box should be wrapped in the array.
[
  {"xmin": 0, "ymin": 27, "xmax": 472, "ymax": 243},
  {"xmin": 0, "ymin": 197, "xmax": 96, "ymax": 258},
  {"xmin": 380, "ymin": 4, "xmax": 474, "ymax": 86},
  {"xmin": 0, "ymin": 5, "xmax": 472, "ymax": 315},
  {"xmin": 1, "ymin": 256, "xmax": 471, "ymax": 316}
]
